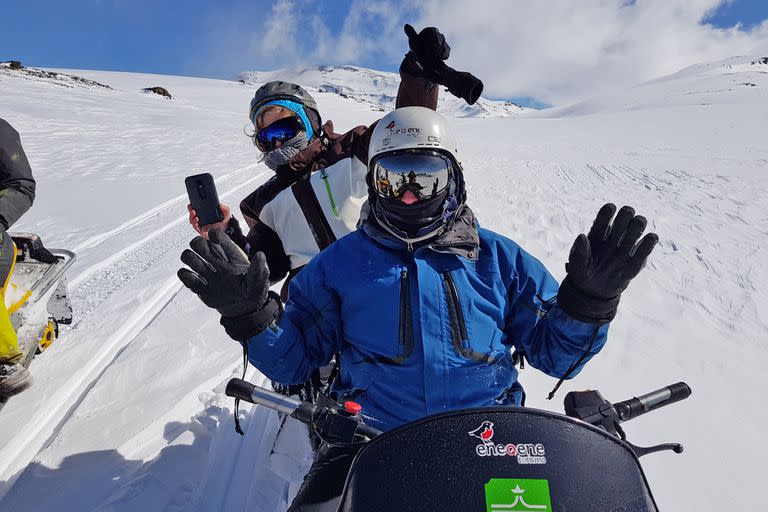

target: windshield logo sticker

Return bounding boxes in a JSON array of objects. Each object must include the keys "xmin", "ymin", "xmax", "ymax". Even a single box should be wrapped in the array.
[
  {"xmin": 469, "ymin": 420, "xmax": 495, "ymax": 444},
  {"xmin": 469, "ymin": 421, "xmax": 547, "ymax": 464},
  {"xmin": 485, "ymin": 478, "xmax": 552, "ymax": 511}
]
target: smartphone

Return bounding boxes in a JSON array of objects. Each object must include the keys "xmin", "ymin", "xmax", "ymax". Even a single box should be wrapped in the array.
[{"xmin": 185, "ymin": 173, "xmax": 224, "ymax": 226}]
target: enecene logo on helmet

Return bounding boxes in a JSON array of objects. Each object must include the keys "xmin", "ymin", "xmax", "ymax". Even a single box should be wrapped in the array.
[
  {"xmin": 389, "ymin": 127, "xmax": 421, "ymax": 136},
  {"xmin": 468, "ymin": 421, "xmax": 547, "ymax": 464}
]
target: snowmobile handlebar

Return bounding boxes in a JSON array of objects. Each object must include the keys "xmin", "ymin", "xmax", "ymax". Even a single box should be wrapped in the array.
[
  {"xmin": 225, "ymin": 378, "xmax": 302, "ymax": 416},
  {"xmin": 564, "ymin": 381, "xmax": 692, "ymax": 457},
  {"xmin": 613, "ymin": 382, "xmax": 692, "ymax": 422},
  {"xmin": 225, "ymin": 378, "xmax": 382, "ymax": 442},
  {"xmin": 227, "ymin": 377, "xmax": 690, "ymax": 455}
]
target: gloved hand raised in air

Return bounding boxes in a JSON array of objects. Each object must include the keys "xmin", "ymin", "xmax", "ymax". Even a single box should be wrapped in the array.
[
  {"xmin": 404, "ymin": 23, "xmax": 451, "ymax": 68},
  {"xmin": 557, "ymin": 204, "xmax": 658, "ymax": 324},
  {"xmin": 401, "ymin": 24, "xmax": 483, "ymax": 105},
  {"xmin": 177, "ymin": 229, "xmax": 281, "ymax": 341}
]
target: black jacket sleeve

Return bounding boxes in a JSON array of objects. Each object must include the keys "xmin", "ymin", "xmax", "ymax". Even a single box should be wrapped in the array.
[
  {"xmin": 224, "ymin": 215, "xmax": 248, "ymax": 251},
  {"xmin": 245, "ymin": 221, "xmax": 291, "ymax": 285},
  {"xmin": 224, "ymin": 213, "xmax": 291, "ymax": 286},
  {"xmin": 0, "ymin": 118, "xmax": 36, "ymax": 229}
]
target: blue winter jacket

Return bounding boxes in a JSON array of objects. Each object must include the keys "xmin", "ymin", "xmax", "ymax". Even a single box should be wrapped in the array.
[{"xmin": 245, "ymin": 208, "xmax": 609, "ymax": 431}]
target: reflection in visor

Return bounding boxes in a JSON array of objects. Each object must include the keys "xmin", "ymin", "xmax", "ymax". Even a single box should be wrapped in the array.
[{"xmin": 373, "ymin": 151, "xmax": 453, "ymax": 202}]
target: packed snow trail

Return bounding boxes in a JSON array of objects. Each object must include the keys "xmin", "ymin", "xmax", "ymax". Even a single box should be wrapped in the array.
[
  {"xmin": 68, "ymin": 166, "xmax": 267, "ymax": 323},
  {"xmin": 0, "ymin": 67, "xmax": 361, "ymax": 510},
  {"xmin": 0, "ymin": 168, "xmax": 269, "ymax": 491}
]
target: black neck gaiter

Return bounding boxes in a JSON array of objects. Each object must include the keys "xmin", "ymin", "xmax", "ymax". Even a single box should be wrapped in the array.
[{"xmin": 378, "ymin": 189, "xmax": 449, "ymax": 238}]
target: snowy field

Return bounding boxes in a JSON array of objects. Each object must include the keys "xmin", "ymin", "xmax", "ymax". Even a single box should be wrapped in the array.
[{"xmin": 0, "ymin": 57, "xmax": 767, "ymax": 511}]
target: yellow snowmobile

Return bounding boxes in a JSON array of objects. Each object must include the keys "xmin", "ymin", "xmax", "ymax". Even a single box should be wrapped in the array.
[{"xmin": 0, "ymin": 233, "xmax": 75, "ymax": 411}]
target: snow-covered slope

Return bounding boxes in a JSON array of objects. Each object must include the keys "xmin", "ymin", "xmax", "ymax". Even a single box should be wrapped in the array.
[
  {"xmin": 542, "ymin": 55, "xmax": 768, "ymax": 117},
  {"xmin": 0, "ymin": 60, "xmax": 767, "ymax": 511},
  {"xmin": 238, "ymin": 65, "xmax": 528, "ymax": 118}
]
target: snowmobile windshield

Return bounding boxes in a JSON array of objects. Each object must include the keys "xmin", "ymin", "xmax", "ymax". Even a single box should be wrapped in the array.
[
  {"xmin": 372, "ymin": 150, "xmax": 454, "ymax": 203},
  {"xmin": 254, "ymin": 116, "xmax": 305, "ymax": 152}
]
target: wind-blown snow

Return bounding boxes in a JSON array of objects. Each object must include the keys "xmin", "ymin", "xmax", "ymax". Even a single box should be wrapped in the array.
[{"xmin": 0, "ymin": 58, "xmax": 766, "ymax": 511}]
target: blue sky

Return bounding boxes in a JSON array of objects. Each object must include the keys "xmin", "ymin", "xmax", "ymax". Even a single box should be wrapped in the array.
[
  {"xmin": 704, "ymin": 0, "xmax": 768, "ymax": 28},
  {"xmin": 0, "ymin": 0, "xmax": 407, "ymax": 76},
  {"xmin": 2, "ymin": 1, "xmax": 768, "ymax": 107}
]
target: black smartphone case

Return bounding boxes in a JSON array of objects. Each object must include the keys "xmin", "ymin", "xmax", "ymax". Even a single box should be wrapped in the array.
[{"xmin": 185, "ymin": 173, "xmax": 224, "ymax": 226}]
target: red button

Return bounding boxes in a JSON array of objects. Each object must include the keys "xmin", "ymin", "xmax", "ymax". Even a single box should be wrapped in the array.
[{"xmin": 344, "ymin": 401, "xmax": 362, "ymax": 415}]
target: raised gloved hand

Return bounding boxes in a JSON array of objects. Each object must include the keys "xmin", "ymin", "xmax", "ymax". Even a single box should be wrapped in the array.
[
  {"xmin": 404, "ymin": 23, "xmax": 450, "ymax": 68},
  {"xmin": 401, "ymin": 24, "xmax": 483, "ymax": 105},
  {"xmin": 557, "ymin": 204, "xmax": 658, "ymax": 324},
  {"xmin": 177, "ymin": 229, "xmax": 281, "ymax": 341}
]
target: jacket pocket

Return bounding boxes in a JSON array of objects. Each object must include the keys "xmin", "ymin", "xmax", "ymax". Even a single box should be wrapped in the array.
[
  {"xmin": 363, "ymin": 269, "xmax": 412, "ymax": 365},
  {"xmin": 443, "ymin": 271, "xmax": 496, "ymax": 363}
]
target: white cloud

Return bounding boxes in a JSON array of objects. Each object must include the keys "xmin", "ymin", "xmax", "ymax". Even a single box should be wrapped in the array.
[
  {"xmin": 254, "ymin": 0, "xmax": 299, "ymax": 61},
  {"xmin": 198, "ymin": 0, "xmax": 768, "ymax": 106},
  {"xmin": 410, "ymin": 0, "xmax": 768, "ymax": 105},
  {"xmin": 312, "ymin": 0, "xmax": 409, "ymax": 65},
  {"xmin": 197, "ymin": 0, "xmax": 409, "ymax": 75}
]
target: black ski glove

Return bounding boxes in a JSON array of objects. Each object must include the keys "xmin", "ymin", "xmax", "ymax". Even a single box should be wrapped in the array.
[
  {"xmin": 401, "ymin": 24, "xmax": 483, "ymax": 104},
  {"xmin": 404, "ymin": 23, "xmax": 450, "ymax": 68},
  {"xmin": 178, "ymin": 229, "xmax": 281, "ymax": 341},
  {"xmin": 557, "ymin": 204, "xmax": 658, "ymax": 324}
]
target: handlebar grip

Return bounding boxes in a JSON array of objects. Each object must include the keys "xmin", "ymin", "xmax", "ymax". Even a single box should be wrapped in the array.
[
  {"xmin": 225, "ymin": 378, "xmax": 256, "ymax": 402},
  {"xmin": 355, "ymin": 422, "xmax": 383, "ymax": 440},
  {"xmin": 225, "ymin": 378, "xmax": 302, "ymax": 415},
  {"xmin": 614, "ymin": 382, "xmax": 692, "ymax": 422}
]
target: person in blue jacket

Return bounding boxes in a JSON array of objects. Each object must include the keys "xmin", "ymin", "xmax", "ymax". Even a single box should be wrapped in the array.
[{"xmin": 178, "ymin": 107, "xmax": 658, "ymax": 511}]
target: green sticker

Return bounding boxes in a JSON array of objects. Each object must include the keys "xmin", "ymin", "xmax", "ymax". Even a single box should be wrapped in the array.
[{"xmin": 485, "ymin": 478, "xmax": 552, "ymax": 511}]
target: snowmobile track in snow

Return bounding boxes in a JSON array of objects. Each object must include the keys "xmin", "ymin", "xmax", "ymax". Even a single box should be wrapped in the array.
[
  {"xmin": 68, "ymin": 167, "xmax": 268, "ymax": 326},
  {"xmin": 0, "ymin": 168, "xmax": 269, "ymax": 491}
]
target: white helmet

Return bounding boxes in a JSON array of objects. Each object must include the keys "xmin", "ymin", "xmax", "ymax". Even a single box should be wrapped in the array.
[
  {"xmin": 366, "ymin": 107, "xmax": 466, "ymax": 244},
  {"xmin": 369, "ymin": 107, "xmax": 461, "ymax": 165}
]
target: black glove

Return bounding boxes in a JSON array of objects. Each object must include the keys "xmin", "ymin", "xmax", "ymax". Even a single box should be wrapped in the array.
[
  {"xmin": 178, "ymin": 229, "xmax": 281, "ymax": 341},
  {"xmin": 404, "ymin": 23, "xmax": 450, "ymax": 68},
  {"xmin": 401, "ymin": 24, "xmax": 483, "ymax": 104},
  {"xmin": 435, "ymin": 63, "xmax": 484, "ymax": 105},
  {"xmin": 557, "ymin": 204, "xmax": 658, "ymax": 324}
]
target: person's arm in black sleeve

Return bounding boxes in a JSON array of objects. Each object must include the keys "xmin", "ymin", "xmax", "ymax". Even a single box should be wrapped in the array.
[
  {"xmin": 224, "ymin": 215, "xmax": 247, "ymax": 250},
  {"xmin": 0, "ymin": 119, "xmax": 36, "ymax": 229},
  {"xmin": 245, "ymin": 221, "xmax": 291, "ymax": 285}
]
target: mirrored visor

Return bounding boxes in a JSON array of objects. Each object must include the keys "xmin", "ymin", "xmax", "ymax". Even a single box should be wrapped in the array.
[{"xmin": 372, "ymin": 151, "xmax": 453, "ymax": 202}]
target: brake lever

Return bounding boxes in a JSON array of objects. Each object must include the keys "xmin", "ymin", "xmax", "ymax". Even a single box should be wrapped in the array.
[{"xmin": 626, "ymin": 441, "xmax": 684, "ymax": 457}]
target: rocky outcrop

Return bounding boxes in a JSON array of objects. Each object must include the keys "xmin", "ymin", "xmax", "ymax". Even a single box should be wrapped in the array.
[
  {"xmin": 0, "ymin": 62, "xmax": 112, "ymax": 89},
  {"xmin": 142, "ymin": 87, "xmax": 172, "ymax": 99}
]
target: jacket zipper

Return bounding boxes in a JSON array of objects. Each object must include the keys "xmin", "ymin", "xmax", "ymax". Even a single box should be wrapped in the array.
[
  {"xmin": 397, "ymin": 269, "xmax": 412, "ymax": 362},
  {"xmin": 443, "ymin": 271, "xmax": 494, "ymax": 363},
  {"xmin": 362, "ymin": 268, "xmax": 413, "ymax": 365},
  {"xmin": 443, "ymin": 271, "xmax": 468, "ymax": 343}
]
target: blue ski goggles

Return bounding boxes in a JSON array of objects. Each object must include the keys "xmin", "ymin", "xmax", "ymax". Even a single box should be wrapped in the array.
[
  {"xmin": 254, "ymin": 116, "xmax": 305, "ymax": 152},
  {"xmin": 372, "ymin": 150, "xmax": 454, "ymax": 202}
]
